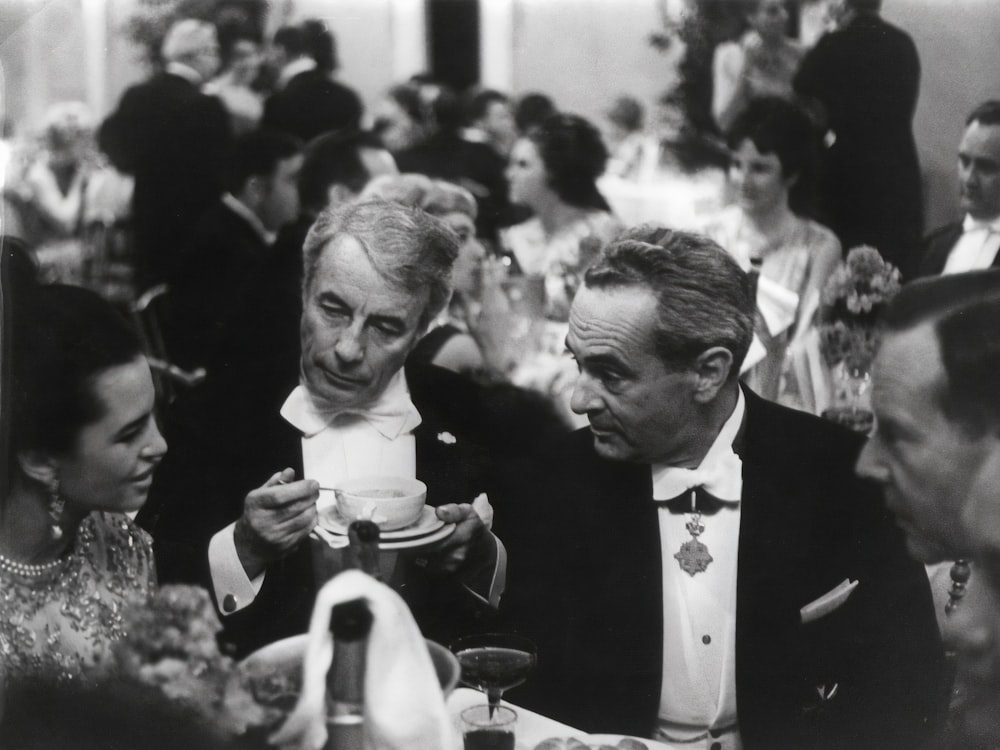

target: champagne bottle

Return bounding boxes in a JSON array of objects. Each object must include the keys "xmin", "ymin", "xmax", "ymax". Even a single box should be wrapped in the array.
[
  {"xmin": 346, "ymin": 520, "xmax": 382, "ymax": 580},
  {"xmin": 325, "ymin": 598, "xmax": 374, "ymax": 750}
]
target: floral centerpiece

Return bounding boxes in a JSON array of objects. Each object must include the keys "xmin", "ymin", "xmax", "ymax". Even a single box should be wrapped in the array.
[
  {"xmin": 817, "ymin": 245, "xmax": 901, "ymax": 430},
  {"xmin": 112, "ymin": 585, "xmax": 277, "ymax": 739}
]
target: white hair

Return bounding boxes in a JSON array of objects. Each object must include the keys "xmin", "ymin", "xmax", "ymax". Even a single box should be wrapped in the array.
[{"xmin": 161, "ymin": 19, "xmax": 216, "ymax": 63}]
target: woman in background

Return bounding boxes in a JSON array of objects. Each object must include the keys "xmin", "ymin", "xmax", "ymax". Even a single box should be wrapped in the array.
[
  {"xmin": 205, "ymin": 23, "xmax": 264, "ymax": 135},
  {"xmin": 702, "ymin": 97, "xmax": 839, "ymax": 409},
  {"xmin": 0, "ymin": 279, "xmax": 165, "ymax": 680},
  {"xmin": 501, "ymin": 113, "xmax": 620, "ymax": 322},
  {"xmin": 712, "ymin": 0, "xmax": 802, "ymax": 134},
  {"xmin": 359, "ymin": 175, "xmax": 495, "ymax": 374}
]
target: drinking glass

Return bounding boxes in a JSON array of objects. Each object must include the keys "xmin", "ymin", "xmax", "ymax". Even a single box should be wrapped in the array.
[
  {"xmin": 450, "ymin": 633, "xmax": 536, "ymax": 713},
  {"xmin": 460, "ymin": 704, "xmax": 517, "ymax": 750}
]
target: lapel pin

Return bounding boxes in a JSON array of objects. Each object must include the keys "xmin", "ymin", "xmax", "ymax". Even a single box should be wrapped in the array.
[
  {"xmin": 815, "ymin": 683, "xmax": 839, "ymax": 701},
  {"xmin": 437, "ymin": 431, "xmax": 457, "ymax": 445}
]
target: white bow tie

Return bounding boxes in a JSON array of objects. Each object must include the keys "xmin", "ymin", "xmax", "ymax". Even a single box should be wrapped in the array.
[
  {"xmin": 963, "ymin": 215, "xmax": 1000, "ymax": 234},
  {"xmin": 281, "ymin": 384, "xmax": 422, "ymax": 440},
  {"xmin": 652, "ymin": 450, "xmax": 743, "ymax": 503}
]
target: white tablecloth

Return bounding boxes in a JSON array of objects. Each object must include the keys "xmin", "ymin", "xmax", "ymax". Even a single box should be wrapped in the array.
[{"xmin": 446, "ymin": 687, "xmax": 680, "ymax": 750}]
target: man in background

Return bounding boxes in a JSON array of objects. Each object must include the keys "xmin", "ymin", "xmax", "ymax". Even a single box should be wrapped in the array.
[
  {"xmin": 100, "ymin": 19, "xmax": 233, "ymax": 288},
  {"xmin": 261, "ymin": 22, "xmax": 363, "ymax": 143},
  {"xmin": 794, "ymin": 0, "xmax": 922, "ymax": 277},
  {"xmin": 916, "ymin": 101, "xmax": 1000, "ymax": 277},
  {"xmin": 167, "ymin": 130, "xmax": 302, "ymax": 372}
]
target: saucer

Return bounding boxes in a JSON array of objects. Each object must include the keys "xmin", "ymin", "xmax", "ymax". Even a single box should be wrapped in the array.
[
  {"xmin": 379, "ymin": 522, "xmax": 455, "ymax": 550},
  {"xmin": 312, "ymin": 522, "xmax": 456, "ymax": 551},
  {"xmin": 318, "ymin": 505, "xmax": 445, "ymax": 539}
]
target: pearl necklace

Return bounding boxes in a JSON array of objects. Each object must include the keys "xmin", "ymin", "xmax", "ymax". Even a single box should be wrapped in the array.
[{"xmin": 0, "ymin": 550, "xmax": 64, "ymax": 577}]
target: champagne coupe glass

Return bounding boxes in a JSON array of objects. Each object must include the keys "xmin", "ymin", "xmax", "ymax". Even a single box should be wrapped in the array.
[{"xmin": 450, "ymin": 633, "xmax": 537, "ymax": 715}]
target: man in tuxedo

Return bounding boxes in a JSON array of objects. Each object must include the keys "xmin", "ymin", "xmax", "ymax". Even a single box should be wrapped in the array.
[
  {"xmin": 501, "ymin": 227, "xmax": 942, "ymax": 748},
  {"xmin": 141, "ymin": 200, "xmax": 504, "ymax": 656},
  {"xmin": 167, "ymin": 130, "xmax": 303, "ymax": 371},
  {"xmin": 857, "ymin": 270, "xmax": 1000, "ymax": 566},
  {"xmin": 260, "ymin": 23, "xmax": 363, "ymax": 143},
  {"xmin": 854, "ymin": 277, "xmax": 1000, "ymax": 749},
  {"xmin": 916, "ymin": 101, "xmax": 1000, "ymax": 278},
  {"xmin": 99, "ymin": 19, "xmax": 233, "ymax": 288},
  {"xmin": 794, "ymin": 0, "xmax": 922, "ymax": 277}
]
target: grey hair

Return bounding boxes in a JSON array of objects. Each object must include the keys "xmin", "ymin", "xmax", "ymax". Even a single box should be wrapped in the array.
[
  {"xmin": 302, "ymin": 199, "xmax": 459, "ymax": 330},
  {"xmin": 161, "ymin": 19, "xmax": 216, "ymax": 63},
  {"xmin": 583, "ymin": 225, "xmax": 754, "ymax": 375},
  {"xmin": 359, "ymin": 174, "xmax": 478, "ymax": 221}
]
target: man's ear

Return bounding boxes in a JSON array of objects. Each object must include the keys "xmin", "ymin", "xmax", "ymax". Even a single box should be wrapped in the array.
[
  {"xmin": 16, "ymin": 450, "xmax": 58, "ymax": 487},
  {"xmin": 691, "ymin": 346, "xmax": 735, "ymax": 403}
]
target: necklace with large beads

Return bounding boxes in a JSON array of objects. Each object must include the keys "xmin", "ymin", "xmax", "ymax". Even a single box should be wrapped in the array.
[{"xmin": 0, "ymin": 551, "xmax": 64, "ymax": 577}]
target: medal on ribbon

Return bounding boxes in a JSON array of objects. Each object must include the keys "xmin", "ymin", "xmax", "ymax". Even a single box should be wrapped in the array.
[{"xmin": 674, "ymin": 499, "xmax": 713, "ymax": 576}]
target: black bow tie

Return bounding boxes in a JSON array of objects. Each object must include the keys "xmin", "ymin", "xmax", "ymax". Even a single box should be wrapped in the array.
[{"xmin": 654, "ymin": 486, "xmax": 736, "ymax": 516}]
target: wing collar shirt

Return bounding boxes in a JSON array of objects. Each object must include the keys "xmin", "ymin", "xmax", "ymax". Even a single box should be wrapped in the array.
[
  {"xmin": 221, "ymin": 192, "xmax": 277, "ymax": 246},
  {"xmin": 943, "ymin": 214, "xmax": 1000, "ymax": 274},
  {"xmin": 207, "ymin": 371, "xmax": 421, "ymax": 612},
  {"xmin": 652, "ymin": 388, "xmax": 745, "ymax": 750}
]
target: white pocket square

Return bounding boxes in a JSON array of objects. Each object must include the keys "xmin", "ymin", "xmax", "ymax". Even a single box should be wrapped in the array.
[{"xmin": 800, "ymin": 579, "xmax": 858, "ymax": 624}]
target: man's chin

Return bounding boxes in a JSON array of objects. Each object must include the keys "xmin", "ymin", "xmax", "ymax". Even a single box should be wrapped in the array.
[{"xmin": 590, "ymin": 430, "xmax": 632, "ymax": 461}]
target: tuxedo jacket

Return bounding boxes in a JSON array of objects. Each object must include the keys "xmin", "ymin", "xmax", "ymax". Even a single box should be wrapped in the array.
[
  {"xmin": 794, "ymin": 13, "xmax": 923, "ymax": 273},
  {"xmin": 915, "ymin": 221, "xmax": 1000, "ymax": 278},
  {"xmin": 498, "ymin": 389, "xmax": 943, "ymax": 749},
  {"xmin": 261, "ymin": 69, "xmax": 363, "ymax": 143},
  {"xmin": 165, "ymin": 200, "xmax": 270, "ymax": 370},
  {"xmin": 99, "ymin": 72, "xmax": 233, "ymax": 287},
  {"xmin": 140, "ymin": 362, "xmax": 496, "ymax": 657}
]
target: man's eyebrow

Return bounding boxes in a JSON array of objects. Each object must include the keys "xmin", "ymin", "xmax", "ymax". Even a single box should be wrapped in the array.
[
  {"xmin": 317, "ymin": 290, "xmax": 347, "ymax": 306},
  {"xmin": 368, "ymin": 312, "xmax": 407, "ymax": 329}
]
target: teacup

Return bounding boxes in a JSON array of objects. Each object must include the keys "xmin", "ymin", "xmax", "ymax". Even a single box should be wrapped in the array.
[{"xmin": 335, "ymin": 476, "xmax": 427, "ymax": 531}]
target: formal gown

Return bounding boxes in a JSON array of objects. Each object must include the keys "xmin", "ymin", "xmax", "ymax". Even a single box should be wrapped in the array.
[
  {"xmin": 702, "ymin": 206, "xmax": 841, "ymax": 410},
  {"xmin": 0, "ymin": 512, "xmax": 156, "ymax": 681}
]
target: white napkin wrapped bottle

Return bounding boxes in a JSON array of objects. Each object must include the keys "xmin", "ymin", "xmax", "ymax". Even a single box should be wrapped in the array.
[{"xmin": 271, "ymin": 570, "xmax": 458, "ymax": 750}]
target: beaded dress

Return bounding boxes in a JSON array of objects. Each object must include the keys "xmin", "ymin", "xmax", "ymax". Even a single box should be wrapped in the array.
[{"xmin": 0, "ymin": 511, "xmax": 155, "ymax": 681}]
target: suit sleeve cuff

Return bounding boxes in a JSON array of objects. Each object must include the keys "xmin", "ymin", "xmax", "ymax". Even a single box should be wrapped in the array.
[
  {"xmin": 208, "ymin": 523, "xmax": 265, "ymax": 616},
  {"xmin": 461, "ymin": 532, "xmax": 506, "ymax": 609}
]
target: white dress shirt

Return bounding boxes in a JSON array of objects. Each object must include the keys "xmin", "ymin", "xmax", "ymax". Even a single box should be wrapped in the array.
[
  {"xmin": 208, "ymin": 371, "xmax": 506, "ymax": 614},
  {"xmin": 942, "ymin": 214, "xmax": 1000, "ymax": 275},
  {"xmin": 652, "ymin": 390, "xmax": 746, "ymax": 750},
  {"xmin": 208, "ymin": 371, "xmax": 421, "ymax": 612}
]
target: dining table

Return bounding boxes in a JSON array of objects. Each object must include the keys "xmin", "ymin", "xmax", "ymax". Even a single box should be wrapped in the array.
[{"xmin": 446, "ymin": 687, "xmax": 680, "ymax": 750}]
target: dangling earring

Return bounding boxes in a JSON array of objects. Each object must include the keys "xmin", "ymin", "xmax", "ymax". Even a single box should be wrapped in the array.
[{"xmin": 48, "ymin": 479, "xmax": 64, "ymax": 540}]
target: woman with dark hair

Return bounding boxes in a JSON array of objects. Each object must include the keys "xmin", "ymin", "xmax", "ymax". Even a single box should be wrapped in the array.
[
  {"xmin": 205, "ymin": 23, "xmax": 264, "ymax": 135},
  {"xmin": 702, "ymin": 96, "xmax": 840, "ymax": 409},
  {"xmin": 0, "ymin": 282, "xmax": 166, "ymax": 680},
  {"xmin": 501, "ymin": 113, "xmax": 621, "ymax": 321}
]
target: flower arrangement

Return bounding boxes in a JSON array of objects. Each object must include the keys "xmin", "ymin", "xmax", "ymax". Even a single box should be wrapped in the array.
[
  {"xmin": 112, "ymin": 585, "xmax": 276, "ymax": 737},
  {"xmin": 818, "ymin": 245, "xmax": 901, "ymax": 373}
]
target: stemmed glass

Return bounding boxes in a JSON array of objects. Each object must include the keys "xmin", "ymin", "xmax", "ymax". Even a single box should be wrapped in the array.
[{"xmin": 450, "ymin": 633, "xmax": 537, "ymax": 715}]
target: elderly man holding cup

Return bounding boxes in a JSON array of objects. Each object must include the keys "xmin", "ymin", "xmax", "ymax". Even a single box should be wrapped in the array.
[{"xmin": 140, "ymin": 199, "xmax": 505, "ymax": 657}]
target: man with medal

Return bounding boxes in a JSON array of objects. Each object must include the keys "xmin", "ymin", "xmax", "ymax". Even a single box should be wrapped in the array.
[{"xmin": 500, "ymin": 226, "xmax": 943, "ymax": 749}]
